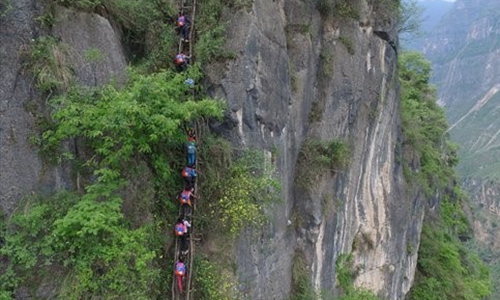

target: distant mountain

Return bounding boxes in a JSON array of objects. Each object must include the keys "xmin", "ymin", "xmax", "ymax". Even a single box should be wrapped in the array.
[
  {"xmin": 402, "ymin": 0, "xmax": 453, "ymax": 50},
  {"xmin": 423, "ymin": 0, "xmax": 500, "ymax": 178}
]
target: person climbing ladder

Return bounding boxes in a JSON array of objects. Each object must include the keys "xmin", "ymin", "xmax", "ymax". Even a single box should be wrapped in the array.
[
  {"xmin": 174, "ymin": 217, "xmax": 191, "ymax": 256},
  {"xmin": 174, "ymin": 258, "xmax": 187, "ymax": 293},
  {"xmin": 186, "ymin": 138, "xmax": 196, "ymax": 167},
  {"xmin": 176, "ymin": 11, "xmax": 191, "ymax": 42},
  {"xmin": 174, "ymin": 52, "xmax": 190, "ymax": 72},
  {"xmin": 181, "ymin": 166, "xmax": 197, "ymax": 186}
]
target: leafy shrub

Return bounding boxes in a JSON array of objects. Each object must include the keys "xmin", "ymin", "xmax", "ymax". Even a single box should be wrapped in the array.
[
  {"xmin": 193, "ymin": 256, "xmax": 236, "ymax": 300},
  {"xmin": 195, "ymin": 0, "xmax": 236, "ymax": 64},
  {"xmin": 399, "ymin": 52, "xmax": 456, "ymax": 195},
  {"xmin": 334, "ymin": 253, "xmax": 380, "ymax": 299},
  {"xmin": 408, "ymin": 223, "xmax": 491, "ymax": 300},
  {"xmin": 400, "ymin": 52, "xmax": 492, "ymax": 300},
  {"xmin": 0, "ymin": 192, "xmax": 162, "ymax": 299},
  {"xmin": 42, "ymin": 65, "xmax": 224, "ymax": 187},
  {"xmin": 214, "ymin": 150, "xmax": 281, "ymax": 235}
]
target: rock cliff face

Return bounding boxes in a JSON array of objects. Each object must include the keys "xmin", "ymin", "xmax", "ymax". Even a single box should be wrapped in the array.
[
  {"xmin": 206, "ymin": 0, "xmax": 420, "ymax": 299},
  {"xmin": 1, "ymin": 0, "xmax": 423, "ymax": 299},
  {"xmin": 0, "ymin": 1, "xmax": 126, "ymax": 215}
]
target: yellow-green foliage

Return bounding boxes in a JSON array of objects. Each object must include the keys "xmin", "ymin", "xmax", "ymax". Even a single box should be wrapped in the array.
[
  {"xmin": 198, "ymin": 138, "xmax": 280, "ymax": 235},
  {"xmin": 216, "ymin": 150, "xmax": 281, "ymax": 235},
  {"xmin": 194, "ymin": 256, "xmax": 237, "ymax": 300}
]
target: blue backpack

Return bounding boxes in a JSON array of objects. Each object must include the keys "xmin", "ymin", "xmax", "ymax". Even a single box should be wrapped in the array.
[{"xmin": 175, "ymin": 262, "xmax": 186, "ymax": 276}]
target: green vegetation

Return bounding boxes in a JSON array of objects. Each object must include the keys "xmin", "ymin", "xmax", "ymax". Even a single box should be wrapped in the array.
[
  {"xmin": 291, "ymin": 250, "xmax": 316, "ymax": 300},
  {"xmin": 333, "ymin": 1, "xmax": 359, "ymax": 20},
  {"xmin": 0, "ymin": 192, "xmax": 161, "ymax": 299},
  {"xmin": 0, "ymin": 0, "xmax": 12, "ymax": 17},
  {"xmin": 399, "ymin": 52, "xmax": 456, "ymax": 196},
  {"xmin": 193, "ymin": 256, "xmax": 237, "ymax": 300},
  {"xmin": 198, "ymin": 137, "xmax": 281, "ymax": 235},
  {"xmin": 1, "ymin": 62, "xmax": 224, "ymax": 297},
  {"xmin": 407, "ymin": 202, "xmax": 491, "ymax": 300},
  {"xmin": 195, "ymin": 0, "xmax": 236, "ymax": 65},
  {"xmin": 20, "ymin": 36, "xmax": 74, "ymax": 93},
  {"xmin": 334, "ymin": 254, "xmax": 380, "ymax": 299},
  {"xmin": 339, "ymin": 36, "xmax": 355, "ymax": 55},
  {"xmin": 400, "ymin": 52, "xmax": 492, "ymax": 299},
  {"xmin": 319, "ymin": 49, "xmax": 333, "ymax": 77},
  {"xmin": 295, "ymin": 138, "xmax": 350, "ymax": 187}
]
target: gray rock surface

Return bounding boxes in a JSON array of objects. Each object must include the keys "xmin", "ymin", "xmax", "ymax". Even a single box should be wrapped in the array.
[
  {"xmin": 1, "ymin": 0, "xmax": 48, "ymax": 215},
  {"xmin": 0, "ymin": 2, "xmax": 126, "ymax": 214},
  {"xmin": 206, "ymin": 0, "xmax": 422, "ymax": 299}
]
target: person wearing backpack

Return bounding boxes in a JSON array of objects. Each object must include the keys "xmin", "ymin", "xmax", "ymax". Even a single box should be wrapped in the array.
[
  {"xmin": 186, "ymin": 141, "xmax": 196, "ymax": 167},
  {"xmin": 174, "ymin": 52, "xmax": 190, "ymax": 72},
  {"xmin": 181, "ymin": 166, "xmax": 197, "ymax": 186},
  {"xmin": 174, "ymin": 218, "xmax": 191, "ymax": 255},
  {"xmin": 174, "ymin": 258, "xmax": 187, "ymax": 293},
  {"xmin": 176, "ymin": 12, "xmax": 191, "ymax": 42}
]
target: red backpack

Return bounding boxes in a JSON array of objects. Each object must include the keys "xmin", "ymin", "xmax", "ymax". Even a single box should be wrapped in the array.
[{"xmin": 180, "ymin": 190, "xmax": 191, "ymax": 206}]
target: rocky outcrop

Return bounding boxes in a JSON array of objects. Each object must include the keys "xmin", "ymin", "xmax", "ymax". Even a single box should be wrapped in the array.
[
  {"xmin": 0, "ymin": 1, "xmax": 126, "ymax": 214},
  {"xmin": 206, "ymin": 0, "xmax": 421, "ymax": 299}
]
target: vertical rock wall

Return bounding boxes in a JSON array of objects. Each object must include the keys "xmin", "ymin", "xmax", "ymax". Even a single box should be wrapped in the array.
[
  {"xmin": 206, "ymin": 0, "xmax": 423, "ymax": 299},
  {"xmin": 0, "ymin": 1, "xmax": 126, "ymax": 214}
]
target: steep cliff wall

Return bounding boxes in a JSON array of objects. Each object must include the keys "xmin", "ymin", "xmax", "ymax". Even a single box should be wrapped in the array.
[
  {"xmin": 205, "ymin": 0, "xmax": 420, "ymax": 299},
  {"xmin": 0, "ymin": 1, "xmax": 126, "ymax": 215},
  {"xmin": 1, "ymin": 0, "xmax": 424, "ymax": 299}
]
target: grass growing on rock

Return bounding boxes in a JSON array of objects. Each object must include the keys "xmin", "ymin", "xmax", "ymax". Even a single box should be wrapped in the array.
[{"xmin": 295, "ymin": 138, "xmax": 350, "ymax": 187}]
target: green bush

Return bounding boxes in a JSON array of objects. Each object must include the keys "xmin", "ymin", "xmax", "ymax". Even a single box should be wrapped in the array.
[
  {"xmin": 43, "ymin": 65, "xmax": 224, "ymax": 187},
  {"xmin": 408, "ymin": 223, "xmax": 491, "ymax": 299},
  {"xmin": 195, "ymin": 0, "xmax": 236, "ymax": 65},
  {"xmin": 400, "ymin": 52, "xmax": 492, "ymax": 300},
  {"xmin": 0, "ymin": 192, "xmax": 162, "ymax": 299},
  {"xmin": 399, "ymin": 52, "xmax": 456, "ymax": 195},
  {"xmin": 213, "ymin": 150, "xmax": 280, "ymax": 235},
  {"xmin": 333, "ymin": 253, "xmax": 380, "ymax": 299},
  {"xmin": 193, "ymin": 256, "xmax": 236, "ymax": 300}
]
